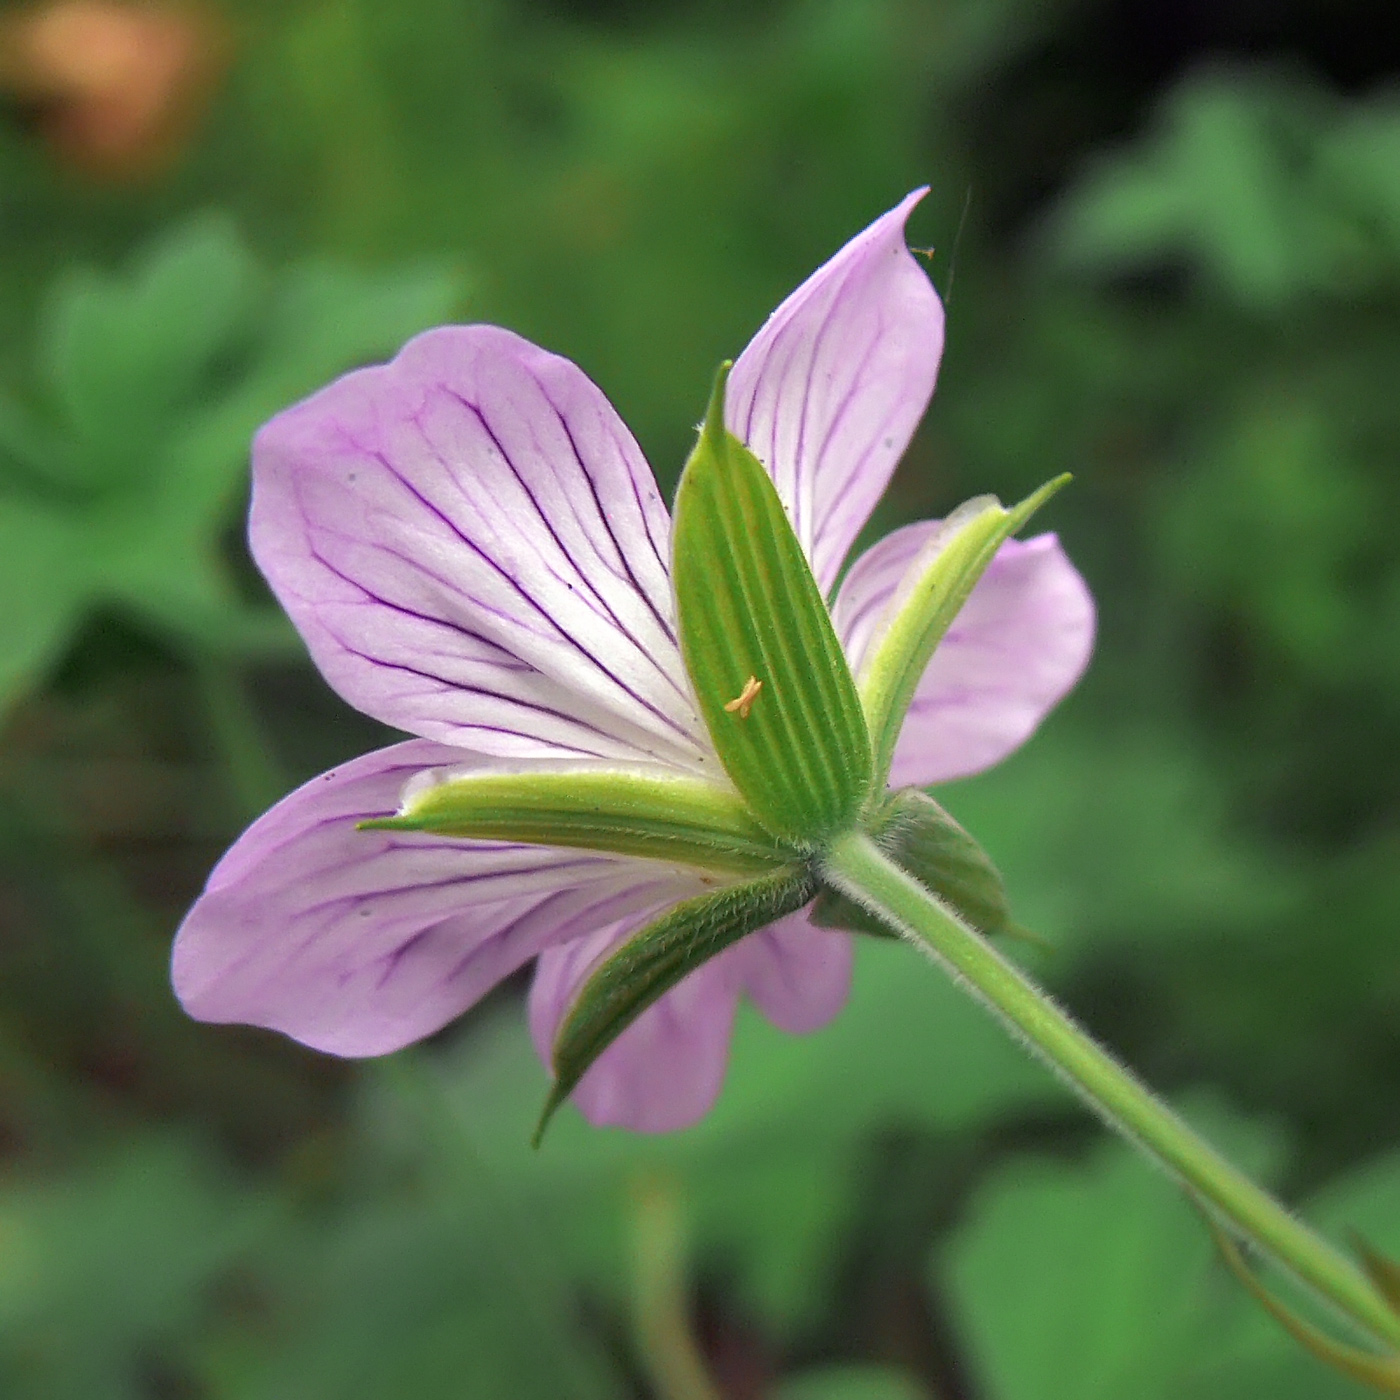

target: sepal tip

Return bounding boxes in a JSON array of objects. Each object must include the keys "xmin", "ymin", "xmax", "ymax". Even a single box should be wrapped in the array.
[{"xmin": 531, "ymin": 1087, "xmax": 565, "ymax": 1150}]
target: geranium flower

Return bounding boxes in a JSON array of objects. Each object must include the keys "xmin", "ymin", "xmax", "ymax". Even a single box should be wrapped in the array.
[{"xmin": 172, "ymin": 191, "xmax": 1094, "ymax": 1132}]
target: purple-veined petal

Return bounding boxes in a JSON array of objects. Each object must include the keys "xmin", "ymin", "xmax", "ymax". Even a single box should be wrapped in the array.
[
  {"xmin": 726, "ymin": 191, "xmax": 945, "ymax": 593},
  {"xmin": 530, "ymin": 924, "xmax": 743, "ymax": 1133},
  {"xmin": 528, "ymin": 906, "xmax": 852, "ymax": 1132},
  {"xmin": 172, "ymin": 740, "xmax": 704, "ymax": 1057},
  {"xmin": 732, "ymin": 908, "xmax": 853, "ymax": 1034},
  {"xmin": 251, "ymin": 325, "xmax": 712, "ymax": 771},
  {"xmin": 834, "ymin": 526, "xmax": 1095, "ymax": 785}
]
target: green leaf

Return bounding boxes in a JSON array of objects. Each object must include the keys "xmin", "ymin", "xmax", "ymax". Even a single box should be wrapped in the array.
[
  {"xmin": 540, "ymin": 865, "xmax": 816, "ymax": 1141},
  {"xmin": 0, "ymin": 1136, "xmax": 274, "ymax": 1398},
  {"xmin": 0, "ymin": 217, "xmax": 465, "ymax": 709},
  {"xmin": 235, "ymin": 1201, "xmax": 628, "ymax": 1400},
  {"xmin": 672, "ymin": 364, "xmax": 871, "ymax": 845},
  {"xmin": 38, "ymin": 213, "xmax": 262, "ymax": 487},
  {"xmin": 233, "ymin": 1067, "xmax": 630, "ymax": 1400},
  {"xmin": 811, "ymin": 787, "xmax": 1013, "ymax": 940},
  {"xmin": 939, "ymin": 725, "xmax": 1302, "ymax": 956},
  {"xmin": 944, "ymin": 1143, "xmax": 1213, "ymax": 1400},
  {"xmin": 939, "ymin": 1108, "xmax": 1323, "ymax": 1400},
  {"xmin": 772, "ymin": 1365, "xmax": 929, "ymax": 1400},
  {"xmin": 858, "ymin": 475, "xmax": 1069, "ymax": 787},
  {"xmin": 0, "ymin": 497, "xmax": 87, "ymax": 713},
  {"xmin": 367, "ymin": 764, "xmax": 794, "ymax": 874},
  {"xmin": 1312, "ymin": 1152, "xmax": 1400, "ymax": 1303}
]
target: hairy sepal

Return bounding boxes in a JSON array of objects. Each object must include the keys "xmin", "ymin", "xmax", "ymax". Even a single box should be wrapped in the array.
[
  {"xmin": 364, "ymin": 764, "xmax": 792, "ymax": 875},
  {"xmin": 811, "ymin": 788, "xmax": 1013, "ymax": 940},
  {"xmin": 859, "ymin": 475, "xmax": 1071, "ymax": 786},
  {"xmin": 537, "ymin": 865, "xmax": 816, "ymax": 1143},
  {"xmin": 671, "ymin": 365, "xmax": 872, "ymax": 846}
]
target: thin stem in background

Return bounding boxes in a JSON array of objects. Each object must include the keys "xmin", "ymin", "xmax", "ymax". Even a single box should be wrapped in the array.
[
  {"xmin": 630, "ymin": 1173, "xmax": 725, "ymax": 1400},
  {"xmin": 191, "ymin": 653, "xmax": 286, "ymax": 821}
]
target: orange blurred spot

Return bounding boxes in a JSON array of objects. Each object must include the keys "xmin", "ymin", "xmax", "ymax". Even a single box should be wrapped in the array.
[{"xmin": 0, "ymin": 2, "xmax": 228, "ymax": 179}]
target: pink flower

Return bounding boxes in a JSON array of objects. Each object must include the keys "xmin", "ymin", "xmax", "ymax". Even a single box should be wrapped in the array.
[{"xmin": 171, "ymin": 192, "xmax": 1094, "ymax": 1132}]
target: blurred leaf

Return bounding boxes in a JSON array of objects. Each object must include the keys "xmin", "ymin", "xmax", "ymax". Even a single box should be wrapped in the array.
[
  {"xmin": 0, "ymin": 214, "xmax": 463, "ymax": 712},
  {"xmin": 1051, "ymin": 67, "xmax": 1400, "ymax": 306},
  {"xmin": 1320, "ymin": 99, "xmax": 1400, "ymax": 259},
  {"xmin": 1312, "ymin": 1153, "xmax": 1400, "ymax": 1280},
  {"xmin": 0, "ymin": 1137, "xmax": 272, "ymax": 1400},
  {"xmin": 0, "ymin": 497, "xmax": 87, "ymax": 706},
  {"xmin": 1186, "ymin": 1151, "xmax": 1400, "ymax": 1400},
  {"xmin": 1354, "ymin": 1240, "xmax": 1400, "ymax": 1318},
  {"xmin": 938, "ymin": 1106, "xmax": 1391, "ymax": 1400},
  {"xmin": 38, "ymin": 214, "xmax": 262, "ymax": 487},
  {"xmin": 230, "ymin": 1198, "xmax": 626, "ymax": 1400},
  {"xmin": 773, "ymin": 1363, "xmax": 929, "ymax": 1400},
  {"xmin": 1204, "ymin": 1214, "xmax": 1400, "ymax": 1396},
  {"xmin": 1158, "ymin": 394, "xmax": 1379, "ymax": 675},
  {"xmin": 940, "ymin": 726, "xmax": 1301, "ymax": 956}
]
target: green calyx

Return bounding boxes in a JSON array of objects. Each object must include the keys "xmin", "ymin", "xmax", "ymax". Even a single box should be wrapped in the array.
[
  {"xmin": 858, "ymin": 475, "xmax": 1071, "ymax": 788},
  {"xmin": 534, "ymin": 786, "xmax": 1026, "ymax": 1138},
  {"xmin": 671, "ymin": 364, "xmax": 873, "ymax": 846},
  {"xmin": 362, "ymin": 765, "xmax": 795, "ymax": 875}
]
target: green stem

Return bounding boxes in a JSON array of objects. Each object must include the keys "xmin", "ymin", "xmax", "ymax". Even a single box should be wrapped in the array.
[
  {"xmin": 629, "ymin": 1174, "xmax": 724, "ymax": 1400},
  {"xmin": 822, "ymin": 829, "xmax": 1400, "ymax": 1354},
  {"xmin": 192, "ymin": 654, "xmax": 286, "ymax": 820}
]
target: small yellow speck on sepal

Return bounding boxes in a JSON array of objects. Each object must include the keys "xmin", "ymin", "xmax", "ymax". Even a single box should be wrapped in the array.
[{"xmin": 723, "ymin": 675, "xmax": 763, "ymax": 720}]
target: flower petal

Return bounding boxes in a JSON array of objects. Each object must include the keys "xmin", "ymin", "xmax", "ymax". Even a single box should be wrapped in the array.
[
  {"xmin": 250, "ymin": 325, "xmax": 710, "ymax": 770},
  {"xmin": 172, "ymin": 740, "xmax": 703, "ymax": 1056},
  {"xmin": 834, "ymin": 526, "xmax": 1095, "ymax": 785},
  {"xmin": 732, "ymin": 908, "xmax": 853, "ymax": 1034},
  {"xmin": 725, "ymin": 191, "xmax": 945, "ymax": 592},
  {"xmin": 530, "ymin": 924, "xmax": 742, "ymax": 1133}
]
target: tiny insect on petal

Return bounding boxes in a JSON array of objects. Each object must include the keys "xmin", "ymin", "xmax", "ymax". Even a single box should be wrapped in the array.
[{"xmin": 723, "ymin": 675, "xmax": 763, "ymax": 720}]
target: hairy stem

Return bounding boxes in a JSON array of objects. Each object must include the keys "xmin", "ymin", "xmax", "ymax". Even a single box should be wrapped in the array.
[{"xmin": 822, "ymin": 829, "xmax": 1400, "ymax": 1354}]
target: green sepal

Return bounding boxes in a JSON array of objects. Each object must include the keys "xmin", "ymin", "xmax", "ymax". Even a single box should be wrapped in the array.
[
  {"xmin": 671, "ymin": 365, "xmax": 872, "ymax": 846},
  {"xmin": 811, "ymin": 788, "xmax": 1014, "ymax": 940},
  {"xmin": 536, "ymin": 865, "xmax": 817, "ymax": 1144},
  {"xmin": 859, "ymin": 475, "xmax": 1071, "ymax": 787},
  {"xmin": 362, "ymin": 766, "xmax": 793, "ymax": 875}
]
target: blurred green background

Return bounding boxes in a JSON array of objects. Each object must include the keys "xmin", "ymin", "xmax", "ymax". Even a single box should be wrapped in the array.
[{"xmin": 1, "ymin": 0, "xmax": 1399, "ymax": 1395}]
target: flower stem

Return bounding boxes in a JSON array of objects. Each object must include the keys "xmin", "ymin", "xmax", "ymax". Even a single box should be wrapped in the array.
[
  {"xmin": 822, "ymin": 829, "xmax": 1400, "ymax": 1354},
  {"xmin": 628, "ymin": 1173, "xmax": 724, "ymax": 1400}
]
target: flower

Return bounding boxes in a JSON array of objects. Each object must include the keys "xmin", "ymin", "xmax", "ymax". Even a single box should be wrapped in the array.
[{"xmin": 171, "ymin": 191, "xmax": 1094, "ymax": 1132}]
